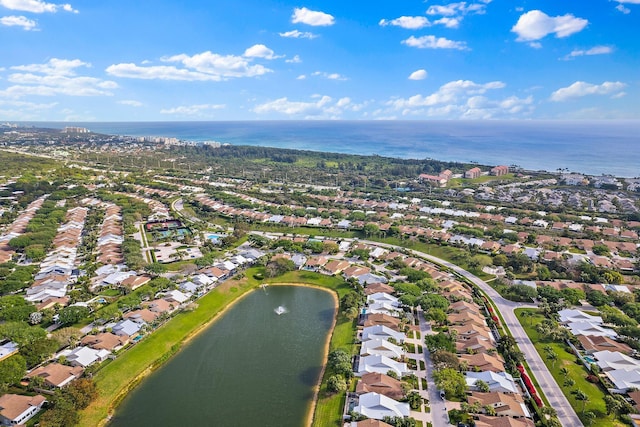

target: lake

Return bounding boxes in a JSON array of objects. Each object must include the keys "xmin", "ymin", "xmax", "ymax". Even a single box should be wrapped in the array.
[{"xmin": 109, "ymin": 285, "xmax": 336, "ymax": 427}]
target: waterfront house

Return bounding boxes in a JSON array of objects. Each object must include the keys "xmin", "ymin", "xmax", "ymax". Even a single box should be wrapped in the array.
[
  {"xmin": 355, "ymin": 372, "xmax": 405, "ymax": 400},
  {"xmin": 66, "ymin": 346, "xmax": 110, "ymax": 367},
  {"xmin": 356, "ymin": 355, "xmax": 408, "ymax": 377},
  {"xmin": 0, "ymin": 394, "xmax": 46, "ymax": 426},
  {"xmin": 26, "ymin": 363, "xmax": 84, "ymax": 388},
  {"xmin": 353, "ymin": 392, "xmax": 410, "ymax": 420},
  {"xmin": 360, "ymin": 339, "xmax": 404, "ymax": 359},
  {"xmin": 80, "ymin": 332, "xmax": 129, "ymax": 352},
  {"xmin": 361, "ymin": 325, "xmax": 405, "ymax": 343}
]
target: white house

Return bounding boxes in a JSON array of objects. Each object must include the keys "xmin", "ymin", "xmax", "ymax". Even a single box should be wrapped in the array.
[
  {"xmin": 360, "ymin": 339, "xmax": 404, "ymax": 359},
  {"xmin": 567, "ymin": 321, "xmax": 617, "ymax": 338},
  {"xmin": 66, "ymin": 346, "xmax": 110, "ymax": 367},
  {"xmin": 353, "ymin": 392, "xmax": 410, "ymax": 420},
  {"xmin": 367, "ymin": 292, "xmax": 399, "ymax": 307},
  {"xmin": 594, "ymin": 350, "xmax": 640, "ymax": 372},
  {"xmin": 558, "ymin": 309, "xmax": 603, "ymax": 325},
  {"xmin": 365, "ymin": 302, "xmax": 402, "ymax": 317},
  {"xmin": 362, "ymin": 325, "xmax": 405, "ymax": 344},
  {"xmin": 465, "ymin": 371, "xmax": 518, "ymax": 394},
  {"xmin": 0, "ymin": 394, "xmax": 46, "ymax": 426},
  {"xmin": 356, "ymin": 355, "xmax": 408, "ymax": 377},
  {"xmin": 605, "ymin": 369, "xmax": 640, "ymax": 393}
]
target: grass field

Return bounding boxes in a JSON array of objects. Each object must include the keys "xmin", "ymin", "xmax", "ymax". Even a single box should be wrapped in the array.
[
  {"xmin": 79, "ymin": 268, "xmax": 352, "ymax": 427},
  {"xmin": 515, "ymin": 308, "xmax": 625, "ymax": 427}
]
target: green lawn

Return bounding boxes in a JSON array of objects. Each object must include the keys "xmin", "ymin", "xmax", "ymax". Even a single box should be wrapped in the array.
[
  {"xmin": 79, "ymin": 268, "xmax": 352, "ymax": 427},
  {"xmin": 515, "ymin": 308, "xmax": 625, "ymax": 427}
]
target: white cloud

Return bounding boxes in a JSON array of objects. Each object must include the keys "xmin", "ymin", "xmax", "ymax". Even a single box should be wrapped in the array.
[
  {"xmin": 616, "ymin": 4, "xmax": 631, "ymax": 13},
  {"xmin": 160, "ymin": 104, "xmax": 226, "ymax": 116},
  {"xmin": 279, "ymin": 30, "xmax": 317, "ymax": 39},
  {"xmin": 383, "ymin": 79, "xmax": 530, "ymax": 119},
  {"xmin": 118, "ymin": 100, "xmax": 143, "ymax": 107},
  {"xmin": 0, "ymin": 0, "xmax": 77, "ymax": 13},
  {"xmin": 550, "ymin": 81, "xmax": 626, "ymax": 101},
  {"xmin": 402, "ymin": 35, "xmax": 468, "ymax": 50},
  {"xmin": 253, "ymin": 95, "xmax": 366, "ymax": 118},
  {"xmin": 529, "ymin": 42, "xmax": 542, "ymax": 49},
  {"xmin": 512, "ymin": 10, "xmax": 588, "ymax": 42},
  {"xmin": 1, "ymin": 58, "xmax": 117, "ymax": 98},
  {"xmin": 291, "ymin": 7, "xmax": 334, "ymax": 26},
  {"xmin": 408, "ymin": 69, "xmax": 428, "ymax": 80},
  {"xmin": 107, "ymin": 49, "xmax": 272, "ymax": 81},
  {"xmin": 615, "ymin": 0, "xmax": 640, "ymax": 3},
  {"xmin": 562, "ymin": 45, "xmax": 613, "ymax": 60},
  {"xmin": 0, "ymin": 99, "xmax": 57, "ymax": 119},
  {"xmin": 311, "ymin": 71, "xmax": 347, "ymax": 80},
  {"xmin": 426, "ymin": 1, "xmax": 491, "ymax": 16},
  {"xmin": 434, "ymin": 17, "xmax": 460, "ymax": 28},
  {"xmin": 379, "ymin": 16, "xmax": 431, "ymax": 29},
  {"xmin": 296, "ymin": 74, "xmax": 306, "ymax": 80},
  {"xmin": 243, "ymin": 44, "xmax": 281, "ymax": 60},
  {"xmin": 0, "ymin": 15, "xmax": 36, "ymax": 29},
  {"xmin": 286, "ymin": 55, "xmax": 302, "ymax": 63}
]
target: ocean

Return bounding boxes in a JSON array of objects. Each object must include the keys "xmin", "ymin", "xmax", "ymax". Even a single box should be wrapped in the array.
[{"xmin": 24, "ymin": 120, "xmax": 640, "ymax": 177}]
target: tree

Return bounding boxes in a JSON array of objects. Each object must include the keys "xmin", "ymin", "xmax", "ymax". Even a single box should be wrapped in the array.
[
  {"xmin": 363, "ymin": 223, "xmax": 380, "ymax": 238},
  {"xmin": 433, "ymin": 368, "xmax": 467, "ymax": 400},
  {"xmin": 563, "ymin": 378, "xmax": 575, "ymax": 388},
  {"xmin": 604, "ymin": 395, "xmax": 622, "ymax": 418},
  {"xmin": 425, "ymin": 332, "xmax": 455, "ymax": 353},
  {"xmin": 574, "ymin": 389, "xmax": 588, "ymax": 414},
  {"xmin": 405, "ymin": 391, "xmax": 421, "ymax": 410},
  {"xmin": 58, "ymin": 306, "xmax": 90, "ymax": 325},
  {"xmin": 51, "ymin": 327, "xmax": 83, "ymax": 348},
  {"xmin": 546, "ymin": 350, "xmax": 558, "ymax": 368},
  {"xmin": 0, "ymin": 354, "xmax": 26, "ymax": 390},
  {"xmin": 65, "ymin": 378, "xmax": 98, "ymax": 409},
  {"xmin": 583, "ymin": 411, "xmax": 596, "ymax": 426},
  {"xmin": 431, "ymin": 350, "xmax": 460, "ymax": 370},
  {"xmin": 475, "ymin": 379, "xmax": 490, "ymax": 393},
  {"xmin": 426, "ymin": 308, "xmax": 447, "ymax": 326},
  {"xmin": 264, "ymin": 258, "xmax": 295, "ymax": 278},
  {"xmin": 327, "ymin": 374, "xmax": 347, "ymax": 393}
]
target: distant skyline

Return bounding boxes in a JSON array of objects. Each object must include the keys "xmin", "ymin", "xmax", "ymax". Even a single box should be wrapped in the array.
[{"xmin": 0, "ymin": 0, "xmax": 638, "ymax": 121}]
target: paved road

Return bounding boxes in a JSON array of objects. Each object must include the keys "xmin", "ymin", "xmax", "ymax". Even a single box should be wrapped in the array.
[
  {"xmin": 359, "ymin": 239, "xmax": 583, "ymax": 427},
  {"xmin": 417, "ymin": 308, "xmax": 449, "ymax": 427}
]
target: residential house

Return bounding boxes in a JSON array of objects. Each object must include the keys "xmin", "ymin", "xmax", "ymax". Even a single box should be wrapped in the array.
[
  {"xmin": 80, "ymin": 333, "xmax": 128, "ymax": 352},
  {"xmin": 0, "ymin": 341, "xmax": 18, "ymax": 362},
  {"xmin": 367, "ymin": 293, "xmax": 399, "ymax": 307},
  {"xmin": 0, "ymin": 394, "xmax": 46, "ymax": 426},
  {"xmin": 26, "ymin": 363, "xmax": 83, "ymax": 388},
  {"xmin": 490, "ymin": 166, "xmax": 509, "ymax": 176},
  {"xmin": 360, "ymin": 339, "xmax": 404, "ymax": 359},
  {"xmin": 465, "ymin": 167, "xmax": 482, "ymax": 179},
  {"xmin": 66, "ymin": 346, "xmax": 110, "ymax": 367},
  {"xmin": 353, "ymin": 418, "xmax": 394, "ymax": 427},
  {"xmin": 112, "ymin": 319, "xmax": 143, "ymax": 338},
  {"xmin": 593, "ymin": 350, "xmax": 640, "ymax": 372},
  {"xmin": 467, "ymin": 392, "xmax": 531, "ymax": 419},
  {"xmin": 461, "ymin": 353, "xmax": 505, "ymax": 373},
  {"xmin": 355, "ymin": 372, "xmax": 405, "ymax": 400},
  {"xmin": 363, "ymin": 313, "xmax": 402, "ymax": 331},
  {"xmin": 357, "ymin": 355, "xmax": 408, "ymax": 377},
  {"xmin": 361, "ymin": 325, "xmax": 405, "ymax": 343},
  {"xmin": 353, "ymin": 392, "xmax": 410, "ymax": 420},
  {"xmin": 604, "ymin": 369, "xmax": 640, "ymax": 393},
  {"xmin": 577, "ymin": 335, "xmax": 632, "ymax": 355},
  {"xmin": 366, "ymin": 302, "xmax": 402, "ymax": 317},
  {"xmin": 465, "ymin": 371, "xmax": 519, "ymax": 394},
  {"xmin": 364, "ymin": 283, "xmax": 395, "ymax": 296},
  {"xmin": 474, "ymin": 415, "xmax": 535, "ymax": 427}
]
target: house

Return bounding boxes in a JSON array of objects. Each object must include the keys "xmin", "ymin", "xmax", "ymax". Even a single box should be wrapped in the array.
[
  {"xmin": 558, "ymin": 309, "xmax": 603, "ymax": 325},
  {"xmin": 27, "ymin": 363, "xmax": 84, "ymax": 388},
  {"xmin": 465, "ymin": 371, "xmax": 518, "ymax": 394},
  {"xmin": 361, "ymin": 325, "xmax": 405, "ymax": 343},
  {"xmin": 125, "ymin": 309, "xmax": 160, "ymax": 324},
  {"xmin": 112, "ymin": 319, "xmax": 143, "ymax": 338},
  {"xmin": 323, "ymin": 260, "xmax": 351, "ymax": 275},
  {"xmin": 121, "ymin": 275, "xmax": 151, "ymax": 290},
  {"xmin": 456, "ymin": 336, "xmax": 496, "ymax": 355},
  {"xmin": 450, "ymin": 300, "xmax": 479, "ymax": 313},
  {"xmin": 604, "ymin": 369, "xmax": 640, "ymax": 393},
  {"xmin": 0, "ymin": 341, "xmax": 18, "ymax": 362},
  {"xmin": 461, "ymin": 353, "xmax": 505, "ymax": 373},
  {"xmin": 353, "ymin": 392, "xmax": 410, "ymax": 420},
  {"xmin": 360, "ymin": 339, "xmax": 404, "ymax": 359},
  {"xmin": 66, "ymin": 346, "xmax": 110, "ymax": 367},
  {"xmin": 465, "ymin": 167, "xmax": 482, "ymax": 179},
  {"xmin": 577, "ymin": 335, "xmax": 632, "ymax": 355},
  {"xmin": 366, "ymin": 302, "xmax": 402, "ymax": 317},
  {"xmin": 593, "ymin": 350, "xmax": 640, "ymax": 372},
  {"xmin": 353, "ymin": 419, "xmax": 394, "ymax": 427},
  {"xmin": 567, "ymin": 321, "xmax": 617, "ymax": 338},
  {"xmin": 468, "ymin": 392, "xmax": 531, "ymax": 418},
  {"xmin": 80, "ymin": 332, "xmax": 128, "ymax": 352},
  {"xmin": 357, "ymin": 355, "xmax": 408, "ymax": 377},
  {"xmin": 364, "ymin": 283, "xmax": 395, "ymax": 296},
  {"xmin": 162, "ymin": 289, "xmax": 190, "ymax": 304},
  {"xmin": 490, "ymin": 165, "xmax": 509, "ymax": 176},
  {"xmin": 355, "ymin": 372, "xmax": 405, "ymax": 400},
  {"xmin": 144, "ymin": 298, "xmax": 176, "ymax": 314},
  {"xmin": 474, "ymin": 414, "xmax": 535, "ymax": 427},
  {"xmin": 367, "ymin": 292, "xmax": 399, "ymax": 307},
  {"xmin": 0, "ymin": 394, "xmax": 46, "ymax": 426},
  {"xmin": 363, "ymin": 313, "xmax": 402, "ymax": 331}
]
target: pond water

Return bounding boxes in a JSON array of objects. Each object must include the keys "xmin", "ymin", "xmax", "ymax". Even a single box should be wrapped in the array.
[{"xmin": 109, "ymin": 285, "xmax": 336, "ymax": 427}]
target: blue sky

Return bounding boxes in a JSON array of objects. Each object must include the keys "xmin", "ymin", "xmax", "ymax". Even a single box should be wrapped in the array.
[{"xmin": 0, "ymin": 0, "xmax": 638, "ymax": 121}]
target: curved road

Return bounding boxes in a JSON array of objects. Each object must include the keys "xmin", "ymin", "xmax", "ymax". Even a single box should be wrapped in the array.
[{"xmin": 359, "ymin": 239, "xmax": 583, "ymax": 427}]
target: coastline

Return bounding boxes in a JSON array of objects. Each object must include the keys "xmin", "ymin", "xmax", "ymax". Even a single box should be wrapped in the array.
[{"xmin": 86, "ymin": 277, "xmax": 341, "ymax": 427}]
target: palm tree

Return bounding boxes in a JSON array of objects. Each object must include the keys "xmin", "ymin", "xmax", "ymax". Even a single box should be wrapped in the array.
[
  {"xmin": 584, "ymin": 411, "xmax": 596, "ymax": 426},
  {"xmin": 559, "ymin": 367, "xmax": 569, "ymax": 378},
  {"xmin": 564, "ymin": 378, "xmax": 575, "ymax": 388},
  {"xmin": 547, "ymin": 351, "xmax": 558, "ymax": 368},
  {"xmin": 574, "ymin": 389, "xmax": 588, "ymax": 414}
]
